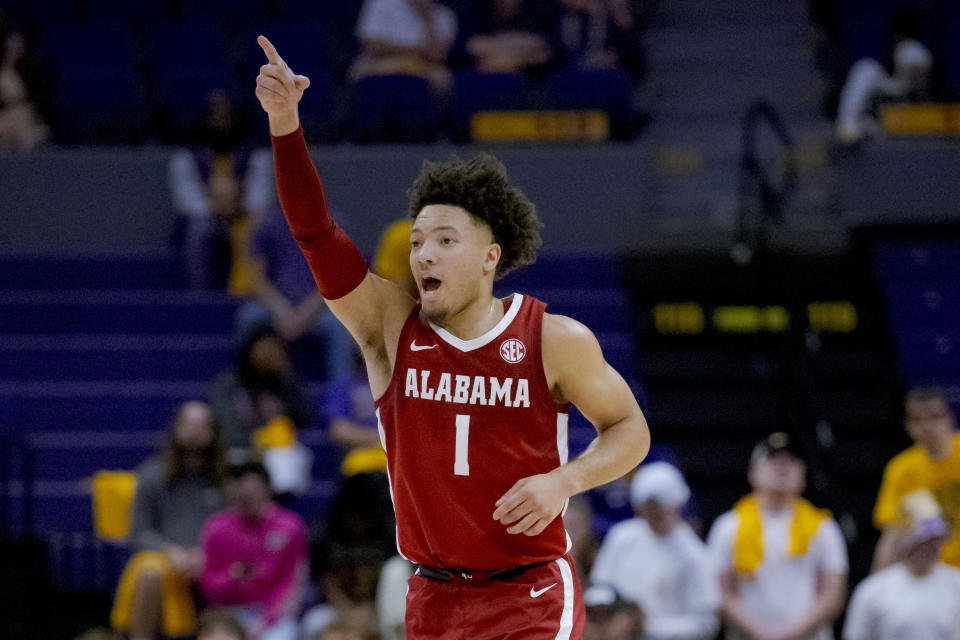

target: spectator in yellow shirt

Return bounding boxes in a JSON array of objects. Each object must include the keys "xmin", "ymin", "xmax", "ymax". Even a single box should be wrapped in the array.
[{"xmin": 873, "ymin": 387, "xmax": 960, "ymax": 571}]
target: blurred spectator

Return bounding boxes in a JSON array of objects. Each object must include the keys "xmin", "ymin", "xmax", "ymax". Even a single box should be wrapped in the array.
[
  {"xmin": 583, "ymin": 584, "xmax": 644, "ymax": 640},
  {"xmin": 587, "ymin": 444, "xmax": 689, "ymax": 539},
  {"xmin": 110, "ymin": 401, "xmax": 226, "ymax": 640},
  {"xmin": 324, "ymin": 348, "xmax": 382, "ymax": 454},
  {"xmin": 349, "ymin": 0, "xmax": 458, "ymax": 93},
  {"xmin": 872, "ymin": 386, "xmax": 960, "ymax": 572},
  {"xmin": 565, "ymin": 494, "xmax": 600, "ymax": 585},
  {"xmin": 455, "ymin": 0, "xmax": 555, "ymax": 73},
  {"xmin": 209, "ymin": 327, "xmax": 314, "ymax": 497},
  {"xmin": 375, "ymin": 555, "xmax": 415, "ymax": 640},
  {"xmin": 210, "ymin": 326, "xmax": 311, "ymax": 451},
  {"xmin": 201, "ymin": 458, "xmax": 309, "ymax": 640},
  {"xmin": 590, "ymin": 462, "xmax": 719, "ymax": 640},
  {"xmin": 844, "ymin": 489, "xmax": 960, "ymax": 640},
  {"xmin": 0, "ymin": 9, "xmax": 49, "ymax": 150},
  {"xmin": 553, "ymin": 0, "xmax": 644, "ymax": 76},
  {"xmin": 168, "ymin": 88, "xmax": 272, "ymax": 289},
  {"xmin": 197, "ymin": 609, "xmax": 249, "ymax": 640},
  {"xmin": 239, "ymin": 203, "xmax": 354, "ymax": 382},
  {"xmin": 372, "ymin": 219, "xmax": 417, "ymax": 298},
  {"xmin": 707, "ymin": 432, "xmax": 847, "ymax": 640},
  {"xmin": 305, "ymin": 472, "xmax": 394, "ymax": 639},
  {"xmin": 835, "ymin": 34, "xmax": 932, "ymax": 144}
]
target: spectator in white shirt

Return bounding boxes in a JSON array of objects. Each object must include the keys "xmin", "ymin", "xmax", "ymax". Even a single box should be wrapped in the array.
[
  {"xmin": 843, "ymin": 488, "xmax": 960, "ymax": 640},
  {"xmin": 349, "ymin": 0, "xmax": 458, "ymax": 93},
  {"xmin": 707, "ymin": 432, "xmax": 847, "ymax": 640},
  {"xmin": 590, "ymin": 462, "xmax": 720, "ymax": 640}
]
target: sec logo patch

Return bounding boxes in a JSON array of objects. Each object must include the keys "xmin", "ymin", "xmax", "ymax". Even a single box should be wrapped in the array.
[{"xmin": 499, "ymin": 338, "xmax": 526, "ymax": 363}]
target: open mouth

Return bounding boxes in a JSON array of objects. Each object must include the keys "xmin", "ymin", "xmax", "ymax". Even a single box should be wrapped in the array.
[{"xmin": 421, "ymin": 277, "xmax": 442, "ymax": 294}]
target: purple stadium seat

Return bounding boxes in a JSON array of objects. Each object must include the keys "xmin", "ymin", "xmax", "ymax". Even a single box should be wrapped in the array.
[
  {"xmin": 40, "ymin": 20, "xmax": 135, "ymax": 69},
  {"xmin": 54, "ymin": 64, "xmax": 146, "ymax": 143},
  {"xmin": 544, "ymin": 66, "xmax": 635, "ymax": 139},
  {"xmin": 352, "ymin": 74, "xmax": 438, "ymax": 143},
  {"xmin": 449, "ymin": 71, "xmax": 530, "ymax": 141}
]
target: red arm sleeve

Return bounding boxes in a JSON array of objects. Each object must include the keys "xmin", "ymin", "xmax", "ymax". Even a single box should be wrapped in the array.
[{"xmin": 271, "ymin": 127, "xmax": 368, "ymax": 299}]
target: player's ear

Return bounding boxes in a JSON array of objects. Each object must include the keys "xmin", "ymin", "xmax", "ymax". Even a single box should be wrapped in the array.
[{"xmin": 482, "ymin": 243, "xmax": 501, "ymax": 276}]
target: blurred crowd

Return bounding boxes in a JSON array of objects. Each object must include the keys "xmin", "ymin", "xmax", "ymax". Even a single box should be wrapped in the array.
[
  {"xmin": 83, "ymin": 328, "xmax": 960, "ymax": 640},
  {"xmin": 3, "ymin": 0, "xmax": 957, "ymax": 150},
  {"xmin": 0, "ymin": 0, "xmax": 652, "ymax": 147}
]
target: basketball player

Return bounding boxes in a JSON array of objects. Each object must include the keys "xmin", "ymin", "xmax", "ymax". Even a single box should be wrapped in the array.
[{"xmin": 254, "ymin": 35, "xmax": 651, "ymax": 639}]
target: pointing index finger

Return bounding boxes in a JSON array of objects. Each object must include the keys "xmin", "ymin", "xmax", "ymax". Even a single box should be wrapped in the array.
[{"xmin": 257, "ymin": 35, "xmax": 285, "ymax": 67}]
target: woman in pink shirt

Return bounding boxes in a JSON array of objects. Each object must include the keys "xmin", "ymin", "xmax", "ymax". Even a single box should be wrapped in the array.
[{"xmin": 202, "ymin": 459, "xmax": 308, "ymax": 640}]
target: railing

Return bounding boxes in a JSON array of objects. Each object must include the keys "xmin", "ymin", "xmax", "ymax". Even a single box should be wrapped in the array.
[
  {"xmin": 732, "ymin": 100, "xmax": 798, "ymax": 264},
  {"xmin": 0, "ymin": 432, "xmax": 35, "ymax": 540}
]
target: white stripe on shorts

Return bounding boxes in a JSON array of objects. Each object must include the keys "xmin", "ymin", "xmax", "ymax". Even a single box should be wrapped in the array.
[{"xmin": 554, "ymin": 557, "xmax": 574, "ymax": 640}]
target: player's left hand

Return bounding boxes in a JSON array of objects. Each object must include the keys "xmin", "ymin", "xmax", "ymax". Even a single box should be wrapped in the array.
[{"xmin": 493, "ymin": 471, "xmax": 571, "ymax": 536}]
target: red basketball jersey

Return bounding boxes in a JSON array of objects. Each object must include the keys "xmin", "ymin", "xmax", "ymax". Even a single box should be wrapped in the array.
[{"xmin": 374, "ymin": 293, "xmax": 571, "ymax": 569}]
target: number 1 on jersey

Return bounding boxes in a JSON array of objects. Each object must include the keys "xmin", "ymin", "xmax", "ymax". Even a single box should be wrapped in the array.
[{"xmin": 454, "ymin": 414, "xmax": 470, "ymax": 476}]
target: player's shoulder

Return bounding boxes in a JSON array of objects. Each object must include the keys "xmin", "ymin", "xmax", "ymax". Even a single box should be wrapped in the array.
[
  {"xmin": 541, "ymin": 313, "xmax": 603, "ymax": 378},
  {"xmin": 542, "ymin": 312, "xmax": 598, "ymax": 347}
]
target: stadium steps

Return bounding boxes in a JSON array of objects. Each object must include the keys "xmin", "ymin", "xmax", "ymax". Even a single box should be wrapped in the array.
[
  {"xmin": 1, "ymin": 252, "xmax": 641, "ymax": 594},
  {"xmin": 637, "ymin": 0, "xmax": 837, "ymax": 239}
]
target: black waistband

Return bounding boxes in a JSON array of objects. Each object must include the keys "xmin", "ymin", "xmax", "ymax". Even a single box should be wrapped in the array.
[{"xmin": 416, "ymin": 561, "xmax": 550, "ymax": 584}]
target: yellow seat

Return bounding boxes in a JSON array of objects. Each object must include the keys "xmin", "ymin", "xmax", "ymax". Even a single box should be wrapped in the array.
[{"xmin": 91, "ymin": 470, "xmax": 137, "ymax": 542}]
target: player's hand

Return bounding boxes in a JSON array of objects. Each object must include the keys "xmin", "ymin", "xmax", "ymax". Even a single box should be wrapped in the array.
[
  {"xmin": 255, "ymin": 35, "xmax": 310, "ymax": 134},
  {"xmin": 493, "ymin": 470, "xmax": 571, "ymax": 536}
]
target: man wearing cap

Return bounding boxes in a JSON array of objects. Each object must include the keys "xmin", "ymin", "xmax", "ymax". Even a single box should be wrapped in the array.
[
  {"xmin": 872, "ymin": 386, "xmax": 960, "ymax": 572},
  {"xmin": 707, "ymin": 433, "xmax": 847, "ymax": 640},
  {"xmin": 590, "ymin": 462, "xmax": 719, "ymax": 640},
  {"xmin": 844, "ymin": 489, "xmax": 960, "ymax": 640}
]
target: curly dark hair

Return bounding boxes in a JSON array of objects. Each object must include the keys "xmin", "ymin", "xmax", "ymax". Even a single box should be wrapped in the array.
[{"xmin": 407, "ymin": 154, "xmax": 543, "ymax": 278}]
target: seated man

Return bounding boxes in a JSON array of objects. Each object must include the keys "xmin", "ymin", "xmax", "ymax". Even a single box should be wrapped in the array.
[
  {"xmin": 111, "ymin": 401, "xmax": 226, "ymax": 640},
  {"xmin": 708, "ymin": 432, "xmax": 847, "ymax": 640},
  {"xmin": 201, "ymin": 458, "xmax": 308, "ymax": 640},
  {"xmin": 872, "ymin": 386, "xmax": 960, "ymax": 571},
  {"xmin": 349, "ymin": 0, "xmax": 458, "ymax": 93},
  {"xmin": 457, "ymin": 0, "xmax": 554, "ymax": 74},
  {"xmin": 844, "ymin": 489, "xmax": 960, "ymax": 640},
  {"xmin": 590, "ymin": 462, "xmax": 718, "ymax": 640}
]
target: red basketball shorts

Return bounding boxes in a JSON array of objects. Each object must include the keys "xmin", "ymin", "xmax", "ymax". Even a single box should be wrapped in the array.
[{"xmin": 405, "ymin": 553, "xmax": 585, "ymax": 639}]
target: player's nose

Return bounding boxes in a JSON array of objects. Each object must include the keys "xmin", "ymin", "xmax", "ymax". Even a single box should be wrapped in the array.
[{"xmin": 415, "ymin": 242, "xmax": 437, "ymax": 264}]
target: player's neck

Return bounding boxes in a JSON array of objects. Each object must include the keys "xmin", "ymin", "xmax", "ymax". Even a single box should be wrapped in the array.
[{"xmin": 434, "ymin": 294, "xmax": 504, "ymax": 341}]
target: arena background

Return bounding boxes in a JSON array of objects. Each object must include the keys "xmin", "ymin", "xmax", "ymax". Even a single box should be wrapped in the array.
[{"xmin": 1, "ymin": 0, "xmax": 958, "ymax": 637}]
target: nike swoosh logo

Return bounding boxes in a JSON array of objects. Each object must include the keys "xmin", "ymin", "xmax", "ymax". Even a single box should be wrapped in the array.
[
  {"xmin": 410, "ymin": 341, "xmax": 437, "ymax": 351},
  {"xmin": 530, "ymin": 583, "xmax": 557, "ymax": 598}
]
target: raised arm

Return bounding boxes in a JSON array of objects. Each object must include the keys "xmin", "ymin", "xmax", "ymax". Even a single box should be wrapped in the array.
[
  {"xmin": 493, "ymin": 314, "xmax": 650, "ymax": 535},
  {"xmin": 254, "ymin": 36, "xmax": 415, "ymax": 395}
]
